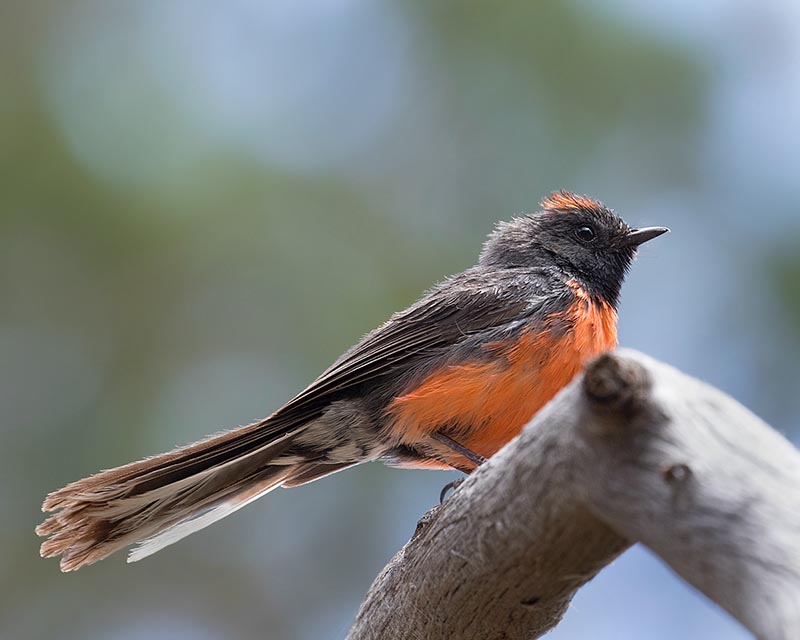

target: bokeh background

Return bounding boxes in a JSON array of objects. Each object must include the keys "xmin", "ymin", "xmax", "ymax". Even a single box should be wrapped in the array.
[{"xmin": 3, "ymin": 1, "xmax": 800, "ymax": 638}]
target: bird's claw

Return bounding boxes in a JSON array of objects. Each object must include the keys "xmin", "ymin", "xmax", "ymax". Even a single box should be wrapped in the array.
[{"xmin": 439, "ymin": 478, "xmax": 465, "ymax": 504}]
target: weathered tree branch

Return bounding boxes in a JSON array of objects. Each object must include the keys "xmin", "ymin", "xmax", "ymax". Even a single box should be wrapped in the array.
[{"xmin": 347, "ymin": 350, "xmax": 800, "ymax": 640}]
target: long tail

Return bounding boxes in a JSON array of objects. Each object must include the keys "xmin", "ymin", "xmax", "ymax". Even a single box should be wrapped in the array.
[{"xmin": 37, "ymin": 422, "xmax": 333, "ymax": 571}]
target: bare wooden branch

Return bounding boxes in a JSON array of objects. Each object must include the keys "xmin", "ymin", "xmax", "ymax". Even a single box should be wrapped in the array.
[{"xmin": 347, "ymin": 350, "xmax": 800, "ymax": 640}]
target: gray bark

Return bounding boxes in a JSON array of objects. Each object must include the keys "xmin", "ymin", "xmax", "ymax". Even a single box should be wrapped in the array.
[{"xmin": 346, "ymin": 350, "xmax": 800, "ymax": 640}]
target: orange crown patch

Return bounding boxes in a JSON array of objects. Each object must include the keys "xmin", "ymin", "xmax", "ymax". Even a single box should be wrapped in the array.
[{"xmin": 540, "ymin": 191, "xmax": 607, "ymax": 215}]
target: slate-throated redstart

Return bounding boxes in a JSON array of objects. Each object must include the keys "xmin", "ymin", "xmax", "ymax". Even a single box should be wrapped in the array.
[{"xmin": 38, "ymin": 191, "xmax": 668, "ymax": 571}]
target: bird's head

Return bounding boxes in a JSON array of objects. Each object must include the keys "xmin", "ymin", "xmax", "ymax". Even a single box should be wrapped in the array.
[{"xmin": 480, "ymin": 191, "xmax": 668, "ymax": 306}]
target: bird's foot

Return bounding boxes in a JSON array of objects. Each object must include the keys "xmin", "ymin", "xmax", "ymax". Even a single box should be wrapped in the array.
[{"xmin": 439, "ymin": 478, "xmax": 466, "ymax": 504}]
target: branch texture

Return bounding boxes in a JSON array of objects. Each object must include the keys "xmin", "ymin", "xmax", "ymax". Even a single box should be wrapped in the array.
[{"xmin": 347, "ymin": 350, "xmax": 800, "ymax": 640}]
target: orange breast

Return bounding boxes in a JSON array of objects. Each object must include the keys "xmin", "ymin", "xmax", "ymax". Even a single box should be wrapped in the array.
[{"xmin": 387, "ymin": 282, "xmax": 617, "ymax": 468}]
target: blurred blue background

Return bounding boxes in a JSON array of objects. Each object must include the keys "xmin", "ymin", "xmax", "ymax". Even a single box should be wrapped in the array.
[{"xmin": 3, "ymin": 1, "xmax": 800, "ymax": 638}]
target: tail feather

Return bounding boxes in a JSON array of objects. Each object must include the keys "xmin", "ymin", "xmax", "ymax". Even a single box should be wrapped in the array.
[
  {"xmin": 280, "ymin": 462, "xmax": 355, "ymax": 488},
  {"xmin": 42, "ymin": 422, "xmax": 298, "ymax": 513},
  {"xmin": 126, "ymin": 465, "xmax": 295, "ymax": 564},
  {"xmin": 37, "ymin": 424, "xmax": 308, "ymax": 572}
]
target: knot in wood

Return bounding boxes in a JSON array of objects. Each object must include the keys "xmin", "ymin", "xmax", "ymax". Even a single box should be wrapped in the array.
[
  {"xmin": 662, "ymin": 463, "xmax": 692, "ymax": 485},
  {"xmin": 583, "ymin": 352, "xmax": 650, "ymax": 415},
  {"xmin": 411, "ymin": 507, "xmax": 440, "ymax": 543}
]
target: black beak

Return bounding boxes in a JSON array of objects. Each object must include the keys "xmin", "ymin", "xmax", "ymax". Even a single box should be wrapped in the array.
[{"xmin": 625, "ymin": 226, "xmax": 669, "ymax": 247}]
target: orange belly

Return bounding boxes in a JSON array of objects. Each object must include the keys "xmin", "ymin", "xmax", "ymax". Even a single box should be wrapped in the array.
[{"xmin": 387, "ymin": 284, "xmax": 617, "ymax": 468}]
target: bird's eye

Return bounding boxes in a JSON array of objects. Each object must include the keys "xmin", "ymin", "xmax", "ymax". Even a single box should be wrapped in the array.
[{"xmin": 575, "ymin": 225, "xmax": 596, "ymax": 242}]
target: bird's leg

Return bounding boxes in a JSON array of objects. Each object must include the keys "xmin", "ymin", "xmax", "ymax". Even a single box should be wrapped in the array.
[
  {"xmin": 431, "ymin": 431, "xmax": 486, "ymax": 503},
  {"xmin": 430, "ymin": 431, "xmax": 487, "ymax": 466}
]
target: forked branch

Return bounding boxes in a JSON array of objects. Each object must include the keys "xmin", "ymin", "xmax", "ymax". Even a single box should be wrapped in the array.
[{"xmin": 347, "ymin": 350, "xmax": 800, "ymax": 640}]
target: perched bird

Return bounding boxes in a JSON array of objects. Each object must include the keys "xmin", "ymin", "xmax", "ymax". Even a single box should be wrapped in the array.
[{"xmin": 38, "ymin": 191, "xmax": 668, "ymax": 571}]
